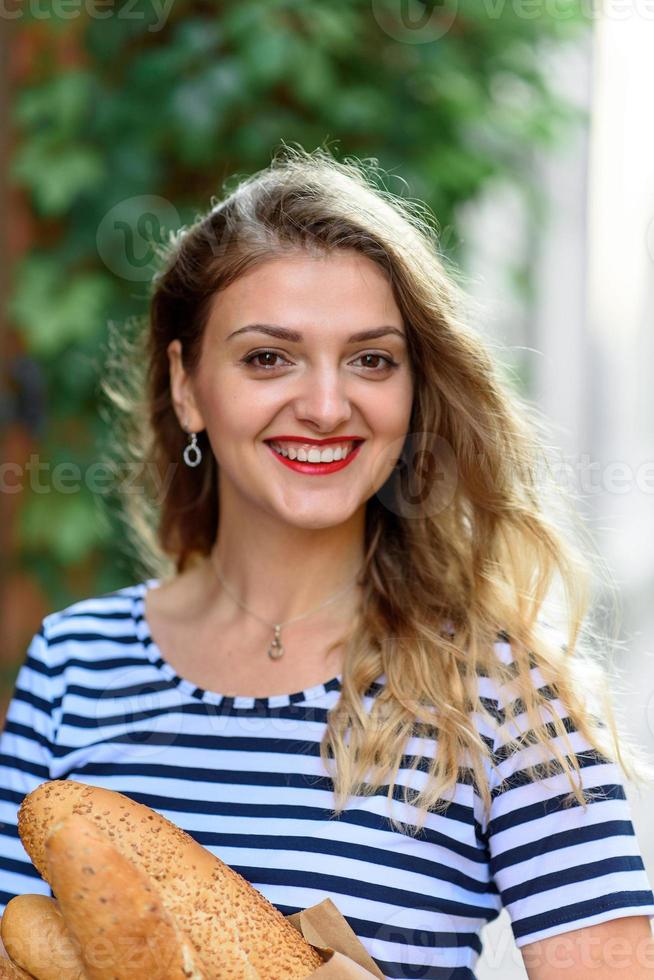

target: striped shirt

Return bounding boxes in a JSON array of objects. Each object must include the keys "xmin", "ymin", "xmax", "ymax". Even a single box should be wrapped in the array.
[{"xmin": 1, "ymin": 579, "xmax": 653, "ymax": 979}]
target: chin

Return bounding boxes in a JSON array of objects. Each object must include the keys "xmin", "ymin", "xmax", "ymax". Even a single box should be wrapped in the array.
[{"xmin": 283, "ymin": 498, "xmax": 365, "ymax": 530}]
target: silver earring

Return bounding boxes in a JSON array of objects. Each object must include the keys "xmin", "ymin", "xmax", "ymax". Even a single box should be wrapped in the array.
[{"xmin": 182, "ymin": 419, "xmax": 202, "ymax": 467}]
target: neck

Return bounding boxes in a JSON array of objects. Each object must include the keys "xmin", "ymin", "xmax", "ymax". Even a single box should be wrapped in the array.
[{"xmin": 206, "ymin": 510, "xmax": 366, "ymax": 629}]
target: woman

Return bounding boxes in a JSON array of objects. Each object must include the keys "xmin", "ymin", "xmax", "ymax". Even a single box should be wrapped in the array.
[{"xmin": 1, "ymin": 145, "xmax": 653, "ymax": 979}]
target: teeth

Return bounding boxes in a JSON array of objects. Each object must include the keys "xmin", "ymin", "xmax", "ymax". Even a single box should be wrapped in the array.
[{"xmin": 270, "ymin": 441, "xmax": 356, "ymax": 463}]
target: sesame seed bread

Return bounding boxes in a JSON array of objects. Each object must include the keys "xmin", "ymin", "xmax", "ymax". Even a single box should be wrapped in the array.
[
  {"xmin": 45, "ymin": 814, "xmax": 208, "ymax": 979},
  {"xmin": 17, "ymin": 780, "xmax": 324, "ymax": 979}
]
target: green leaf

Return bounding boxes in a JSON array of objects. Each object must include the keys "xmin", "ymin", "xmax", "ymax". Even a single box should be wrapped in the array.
[
  {"xmin": 241, "ymin": 27, "xmax": 295, "ymax": 86},
  {"xmin": 9, "ymin": 257, "xmax": 114, "ymax": 355},
  {"xmin": 21, "ymin": 486, "xmax": 105, "ymax": 565},
  {"xmin": 14, "ymin": 72, "xmax": 96, "ymax": 135},
  {"xmin": 11, "ymin": 138, "xmax": 106, "ymax": 214}
]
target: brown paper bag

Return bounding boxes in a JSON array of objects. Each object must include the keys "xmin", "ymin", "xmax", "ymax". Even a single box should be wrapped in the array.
[{"xmin": 286, "ymin": 898, "xmax": 386, "ymax": 979}]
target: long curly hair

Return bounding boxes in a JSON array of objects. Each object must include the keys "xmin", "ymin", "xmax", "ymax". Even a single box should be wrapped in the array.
[{"xmin": 99, "ymin": 143, "xmax": 654, "ymax": 836}]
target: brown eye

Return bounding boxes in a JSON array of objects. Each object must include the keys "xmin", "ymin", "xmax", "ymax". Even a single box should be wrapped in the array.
[
  {"xmin": 352, "ymin": 353, "xmax": 398, "ymax": 371},
  {"xmin": 242, "ymin": 350, "xmax": 288, "ymax": 369},
  {"xmin": 241, "ymin": 350, "xmax": 399, "ymax": 373}
]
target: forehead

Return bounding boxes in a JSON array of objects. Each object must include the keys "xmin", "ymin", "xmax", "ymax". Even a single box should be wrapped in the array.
[{"xmin": 204, "ymin": 250, "xmax": 404, "ymax": 340}]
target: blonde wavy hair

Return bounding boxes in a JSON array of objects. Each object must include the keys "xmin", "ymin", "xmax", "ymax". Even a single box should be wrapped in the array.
[{"xmin": 99, "ymin": 143, "xmax": 654, "ymax": 836}]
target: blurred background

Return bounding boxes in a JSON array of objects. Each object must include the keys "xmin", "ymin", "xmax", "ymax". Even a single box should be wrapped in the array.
[{"xmin": 1, "ymin": 2, "xmax": 652, "ymax": 975}]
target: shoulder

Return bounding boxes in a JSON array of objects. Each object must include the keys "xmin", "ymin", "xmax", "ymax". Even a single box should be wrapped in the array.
[
  {"xmin": 38, "ymin": 581, "xmax": 149, "ymax": 656},
  {"xmin": 473, "ymin": 625, "xmax": 608, "ymax": 809},
  {"xmin": 471, "ymin": 622, "xmax": 570, "ymax": 748},
  {"xmin": 11, "ymin": 583, "xmax": 151, "ymax": 724}
]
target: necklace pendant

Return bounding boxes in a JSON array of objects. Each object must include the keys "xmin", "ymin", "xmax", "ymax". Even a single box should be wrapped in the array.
[{"xmin": 268, "ymin": 625, "xmax": 284, "ymax": 660}]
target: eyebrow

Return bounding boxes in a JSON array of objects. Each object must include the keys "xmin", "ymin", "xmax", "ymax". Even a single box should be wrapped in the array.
[{"xmin": 226, "ymin": 323, "xmax": 406, "ymax": 344}]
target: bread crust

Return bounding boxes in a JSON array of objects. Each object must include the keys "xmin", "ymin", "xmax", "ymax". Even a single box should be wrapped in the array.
[
  {"xmin": 0, "ymin": 893, "xmax": 86, "ymax": 979},
  {"xmin": 45, "ymin": 814, "xmax": 209, "ymax": 979},
  {"xmin": 18, "ymin": 780, "xmax": 323, "ymax": 979},
  {"xmin": 0, "ymin": 956, "xmax": 35, "ymax": 979}
]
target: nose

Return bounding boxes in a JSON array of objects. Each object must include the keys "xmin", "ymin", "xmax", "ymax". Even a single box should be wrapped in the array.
[{"xmin": 292, "ymin": 366, "xmax": 354, "ymax": 433}]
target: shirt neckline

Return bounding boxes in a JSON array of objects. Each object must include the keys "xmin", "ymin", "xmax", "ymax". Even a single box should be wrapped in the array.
[{"xmin": 132, "ymin": 579, "xmax": 343, "ymax": 711}]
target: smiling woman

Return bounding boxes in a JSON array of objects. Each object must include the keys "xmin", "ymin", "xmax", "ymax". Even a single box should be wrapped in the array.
[{"xmin": 1, "ymin": 145, "xmax": 653, "ymax": 980}]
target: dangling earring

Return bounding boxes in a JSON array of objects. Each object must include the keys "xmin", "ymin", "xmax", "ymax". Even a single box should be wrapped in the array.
[{"xmin": 182, "ymin": 417, "xmax": 202, "ymax": 467}]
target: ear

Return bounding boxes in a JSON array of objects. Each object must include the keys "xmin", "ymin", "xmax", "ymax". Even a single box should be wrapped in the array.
[{"xmin": 167, "ymin": 339, "xmax": 205, "ymax": 433}]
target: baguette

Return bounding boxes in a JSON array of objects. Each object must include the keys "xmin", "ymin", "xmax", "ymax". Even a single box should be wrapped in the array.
[
  {"xmin": 18, "ymin": 780, "xmax": 323, "ymax": 979},
  {"xmin": 0, "ymin": 893, "xmax": 86, "ymax": 979},
  {"xmin": 0, "ymin": 956, "xmax": 34, "ymax": 979},
  {"xmin": 45, "ymin": 814, "xmax": 208, "ymax": 979}
]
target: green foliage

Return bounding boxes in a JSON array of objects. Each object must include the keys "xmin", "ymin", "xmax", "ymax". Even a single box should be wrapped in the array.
[
  {"xmin": 10, "ymin": 0, "xmax": 590, "ymax": 608},
  {"xmin": 10, "ymin": 255, "xmax": 115, "ymax": 354}
]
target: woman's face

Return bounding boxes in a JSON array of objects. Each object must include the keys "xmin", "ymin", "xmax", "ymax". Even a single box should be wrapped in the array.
[{"xmin": 168, "ymin": 249, "xmax": 414, "ymax": 531}]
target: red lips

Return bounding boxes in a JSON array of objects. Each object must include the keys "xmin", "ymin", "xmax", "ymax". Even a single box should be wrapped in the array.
[
  {"xmin": 265, "ymin": 440, "xmax": 364, "ymax": 475},
  {"xmin": 264, "ymin": 436, "xmax": 365, "ymax": 446}
]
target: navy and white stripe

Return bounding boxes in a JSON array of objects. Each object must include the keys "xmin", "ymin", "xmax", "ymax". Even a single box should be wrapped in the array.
[{"xmin": 1, "ymin": 581, "xmax": 652, "ymax": 979}]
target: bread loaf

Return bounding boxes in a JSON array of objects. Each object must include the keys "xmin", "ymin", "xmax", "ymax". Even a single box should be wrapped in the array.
[
  {"xmin": 0, "ymin": 956, "xmax": 34, "ymax": 979},
  {"xmin": 0, "ymin": 893, "xmax": 86, "ymax": 979},
  {"xmin": 18, "ymin": 780, "xmax": 323, "ymax": 979},
  {"xmin": 45, "ymin": 814, "xmax": 208, "ymax": 979}
]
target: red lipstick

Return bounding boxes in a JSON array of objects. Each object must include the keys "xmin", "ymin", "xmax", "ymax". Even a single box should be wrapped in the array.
[
  {"xmin": 265, "ymin": 436, "xmax": 364, "ymax": 444},
  {"xmin": 265, "ymin": 440, "xmax": 364, "ymax": 475}
]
